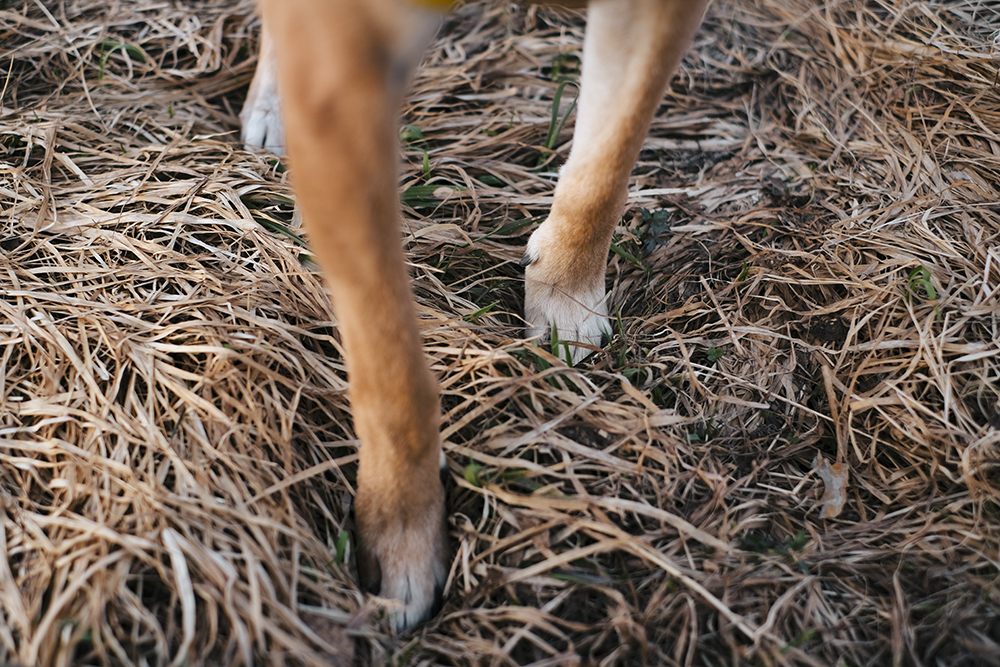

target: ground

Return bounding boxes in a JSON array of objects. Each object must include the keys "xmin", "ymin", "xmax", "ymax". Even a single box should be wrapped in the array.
[{"xmin": 0, "ymin": 0, "xmax": 998, "ymax": 665}]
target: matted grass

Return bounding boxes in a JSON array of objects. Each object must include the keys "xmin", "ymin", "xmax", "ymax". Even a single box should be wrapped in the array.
[{"xmin": 1, "ymin": 0, "xmax": 998, "ymax": 665}]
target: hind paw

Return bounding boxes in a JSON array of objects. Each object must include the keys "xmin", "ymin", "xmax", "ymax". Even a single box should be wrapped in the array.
[{"xmin": 240, "ymin": 34, "xmax": 285, "ymax": 153}]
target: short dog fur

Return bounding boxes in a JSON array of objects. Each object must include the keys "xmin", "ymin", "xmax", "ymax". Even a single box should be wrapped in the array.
[{"xmin": 242, "ymin": 0, "xmax": 709, "ymax": 630}]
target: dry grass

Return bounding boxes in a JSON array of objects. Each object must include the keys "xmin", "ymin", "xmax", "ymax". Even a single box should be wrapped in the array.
[{"xmin": 1, "ymin": 0, "xmax": 999, "ymax": 665}]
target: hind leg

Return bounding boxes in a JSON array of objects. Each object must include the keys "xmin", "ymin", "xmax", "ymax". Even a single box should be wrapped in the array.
[
  {"xmin": 524, "ymin": 0, "xmax": 709, "ymax": 361},
  {"xmin": 240, "ymin": 25, "xmax": 285, "ymax": 153}
]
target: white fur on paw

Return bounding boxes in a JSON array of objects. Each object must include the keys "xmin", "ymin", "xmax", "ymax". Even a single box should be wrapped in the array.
[
  {"xmin": 522, "ymin": 222, "xmax": 611, "ymax": 363},
  {"xmin": 524, "ymin": 276, "xmax": 610, "ymax": 364},
  {"xmin": 240, "ymin": 53, "xmax": 285, "ymax": 154},
  {"xmin": 240, "ymin": 91, "xmax": 284, "ymax": 154}
]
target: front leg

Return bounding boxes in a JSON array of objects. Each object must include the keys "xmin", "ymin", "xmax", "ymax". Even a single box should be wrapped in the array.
[
  {"xmin": 259, "ymin": 0, "xmax": 447, "ymax": 631},
  {"xmin": 524, "ymin": 0, "xmax": 710, "ymax": 362}
]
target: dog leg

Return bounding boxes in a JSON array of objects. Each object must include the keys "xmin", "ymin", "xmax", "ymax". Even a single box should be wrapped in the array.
[
  {"xmin": 240, "ymin": 24, "xmax": 285, "ymax": 153},
  {"xmin": 524, "ymin": 0, "xmax": 709, "ymax": 362},
  {"xmin": 258, "ymin": 0, "xmax": 447, "ymax": 631}
]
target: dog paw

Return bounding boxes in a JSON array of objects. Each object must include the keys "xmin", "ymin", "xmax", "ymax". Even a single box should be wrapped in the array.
[
  {"xmin": 522, "ymin": 224, "xmax": 611, "ymax": 363},
  {"xmin": 523, "ymin": 274, "xmax": 610, "ymax": 363},
  {"xmin": 240, "ymin": 89, "xmax": 284, "ymax": 153},
  {"xmin": 240, "ymin": 49, "xmax": 285, "ymax": 153},
  {"xmin": 356, "ymin": 483, "xmax": 448, "ymax": 632}
]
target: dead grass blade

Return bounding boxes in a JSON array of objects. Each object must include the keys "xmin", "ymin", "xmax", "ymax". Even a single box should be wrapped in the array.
[{"xmin": 1, "ymin": 0, "xmax": 998, "ymax": 665}]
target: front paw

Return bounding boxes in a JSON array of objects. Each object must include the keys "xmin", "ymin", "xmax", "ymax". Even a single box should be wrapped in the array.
[
  {"xmin": 522, "ymin": 226, "xmax": 611, "ymax": 363},
  {"xmin": 356, "ymin": 485, "xmax": 448, "ymax": 632}
]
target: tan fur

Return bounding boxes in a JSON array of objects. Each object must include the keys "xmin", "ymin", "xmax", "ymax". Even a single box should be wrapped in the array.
[{"xmin": 251, "ymin": 0, "xmax": 709, "ymax": 630}]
